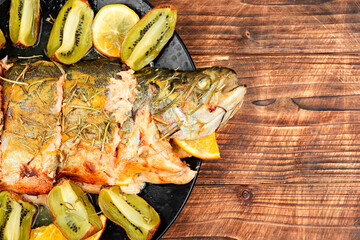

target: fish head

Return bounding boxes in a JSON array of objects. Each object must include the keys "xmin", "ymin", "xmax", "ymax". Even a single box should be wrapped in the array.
[{"xmin": 149, "ymin": 67, "xmax": 246, "ymax": 140}]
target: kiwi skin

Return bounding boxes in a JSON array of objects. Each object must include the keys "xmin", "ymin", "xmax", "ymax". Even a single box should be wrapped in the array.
[
  {"xmin": 46, "ymin": 0, "xmax": 75, "ymax": 58},
  {"xmin": 47, "ymin": 179, "xmax": 102, "ymax": 240},
  {"xmin": 121, "ymin": 4, "xmax": 177, "ymax": 71},
  {"xmin": 0, "ymin": 29, "xmax": 5, "ymax": 49},
  {"xmin": 99, "ymin": 186, "xmax": 161, "ymax": 240},
  {"xmin": 9, "ymin": 0, "xmax": 41, "ymax": 48},
  {"xmin": 47, "ymin": 0, "xmax": 94, "ymax": 65},
  {"xmin": 0, "ymin": 191, "xmax": 37, "ymax": 240}
]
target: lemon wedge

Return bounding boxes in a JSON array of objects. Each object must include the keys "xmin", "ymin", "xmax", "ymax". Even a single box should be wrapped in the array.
[{"xmin": 92, "ymin": 4, "xmax": 139, "ymax": 57}]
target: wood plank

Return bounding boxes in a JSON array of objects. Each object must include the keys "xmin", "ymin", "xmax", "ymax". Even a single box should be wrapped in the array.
[
  {"xmin": 146, "ymin": 0, "xmax": 360, "ymax": 239},
  {"xmin": 151, "ymin": 0, "xmax": 360, "ymax": 55},
  {"xmin": 173, "ymin": 54, "xmax": 360, "ymax": 185},
  {"xmin": 163, "ymin": 184, "xmax": 360, "ymax": 239},
  {"xmin": 194, "ymin": 54, "xmax": 360, "ymax": 126}
]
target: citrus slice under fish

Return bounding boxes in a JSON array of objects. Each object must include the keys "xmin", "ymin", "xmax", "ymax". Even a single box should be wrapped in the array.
[
  {"xmin": 174, "ymin": 132, "xmax": 221, "ymax": 160},
  {"xmin": 30, "ymin": 215, "xmax": 106, "ymax": 240},
  {"xmin": 92, "ymin": 4, "xmax": 139, "ymax": 57}
]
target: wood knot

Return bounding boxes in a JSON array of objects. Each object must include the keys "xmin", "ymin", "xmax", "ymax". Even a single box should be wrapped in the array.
[
  {"xmin": 244, "ymin": 30, "xmax": 251, "ymax": 39},
  {"xmin": 240, "ymin": 189, "xmax": 253, "ymax": 205},
  {"xmin": 241, "ymin": 190, "xmax": 251, "ymax": 199}
]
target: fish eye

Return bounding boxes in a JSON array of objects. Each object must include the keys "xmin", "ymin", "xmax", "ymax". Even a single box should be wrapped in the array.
[{"xmin": 196, "ymin": 76, "xmax": 210, "ymax": 90}]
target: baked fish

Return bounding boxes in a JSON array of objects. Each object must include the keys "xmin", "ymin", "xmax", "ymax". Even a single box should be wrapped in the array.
[
  {"xmin": 1, "ymin": 61, "xmax": 63, "ymax": 195},
  {"xmin": 0, "ymin": 59, "xmax": 246, "ymax": 195}
]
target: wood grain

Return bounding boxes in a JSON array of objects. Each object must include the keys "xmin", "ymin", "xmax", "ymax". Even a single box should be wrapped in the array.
[
  {"xmin": 192, "ymin": 54, "xmax": 360, "ymax": 185},
  {"xmin": 162, "ymin": 184, "xmax": 360, "ymax": 239},
  {"xmin": 153, "ymin": 0, "xmax": 360, "ymax": 55},
  {"xmin": 148, "ymin": 0, "xmax": 360, "ymax": 239}
]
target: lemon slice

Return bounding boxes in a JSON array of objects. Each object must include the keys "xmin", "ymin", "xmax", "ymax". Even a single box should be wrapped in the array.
[
  {"xmin": 92, "ymin": 4, "xmax": 139, "ymax": 57},
  {"xmin": 30, "ymin": 215, "xmax": 107, "ymax": 240},
  {"xmin": 174, "ymin": 132, "xmax": 221, "ymax": 160}
]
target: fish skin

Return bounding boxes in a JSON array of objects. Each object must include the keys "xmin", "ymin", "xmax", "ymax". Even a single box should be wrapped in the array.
[
  {"xmin": 1, "ymin": 61, "xmax": 63, "ymax": 195},
  {"xmin": 0, "ymin": 59, "xmax": 246, "ymax": 195},
  {"xmin": 114, "ymin": 100, "xmax": 196, "ymax": 193},
  {"xmin": 58, "ymin": 60, "xmax": 125, "ymax": 186},
  {"xmin": 135, "ymin": 66, "xmax": 247, "ymax": 140}
]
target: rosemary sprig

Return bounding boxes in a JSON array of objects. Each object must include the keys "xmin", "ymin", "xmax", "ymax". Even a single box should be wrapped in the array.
[
  {"xmin": 81, "ymin": 93, "xmax": 91, "ymax": 107},
  {"xmin": 52, "ymin": 60, "xmax": 66, "ymax": 76},
  {"xmin": 27, "ymin": 78, "xmax": 56, "ymax": 89},
  {"xmin": 65, "ymin": 81, "xmax": 78, "ymax": 104},
  {"xmin": 87, "ymin": 89, "xmax": 105, "ymax": 101},
  {"xmin": 101, "ymin": 122, "xmax": 111, "ymax": 152},
  {"xmin": 160, "ymin": 121, "xmax": 183, "ymax": 140},
  {"xmin": 156, "ymin": 84, "xmax": 175, "ymax": 103},
  {"xmin": 69, "ymin": 105, "xmax": 103, "ymax": 113},
  {"xmin": 45, "ymin": 14, "xmax": 55, "ymax": 24},
  {"xmin": 18, "ymin": 55, "xmax": 43, "ymax": 59},
  {"xmin": 27, "ymin": 131, "xmax": 47, "ymax": 165},
  {"xmin": 19, "ymin": 114, "xmax": 44, "ymax": 128},
  {"xmin": 22, "ymin": 143, "xmax": 35, "ymax": 154},
  {"xmin": 0, "ymin": 76, "xmax": 29, "ymax": 85},
  {"xmin": 182, "ymin": 75, "xmax": 203, "ymax": 103},
  {"xmin": 34, "ymin": 88, "xmax": 47, "ymax": 105},
  {"xmin": 153, "ymin": 93, "xmax": 182, "ymax": 115},
  {"xmin": 152, "ymin": 117, "xmax": 169, "ymax": 125},
  {"xmin": 190, "ymin": 103, "xmax": 203, "ymax": 115},
  {"xmin": 86, "ymin": 121, "xmax": 102, "ymax": 141}
]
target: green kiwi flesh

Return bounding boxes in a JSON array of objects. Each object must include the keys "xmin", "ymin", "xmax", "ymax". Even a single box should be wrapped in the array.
[
  {"xmin": 47, "ymin": 179, "xmax": 102, "ymax": 240},
  {"xmin": 0, "ymin": 29, "xmax": 5, "ymax": 49},
  {"xmin": 9, "ymin": 0, "xmax": 40, "ymax": 47},
  {"xmin": 47, "ymin": 0, "xmax": 94, "ymax": 65},
  {"xmin": 0, "ymin": 191, "xmax": 37, "ymax": 240},
  {"xmin": 99, "ymin": 186, "xmax": 160, "ymax": 240},
  {"xmin": 121, "ymin": 5, "xmax": 177, "ymax": 71}
]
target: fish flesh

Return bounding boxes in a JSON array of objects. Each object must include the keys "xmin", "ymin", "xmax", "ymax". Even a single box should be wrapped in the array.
[
  {"xmin": 0, "ymin": 59, "xmax": 246, "ymax": 195},
  {"xmin": 1, "ymin": 61, "xmax": 63, "ymax": 195}
]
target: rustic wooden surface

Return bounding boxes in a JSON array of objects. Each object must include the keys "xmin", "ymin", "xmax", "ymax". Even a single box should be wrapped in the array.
[{"xmin": 148, "ymin": 0, "xmax": 360, "ymax": 239}]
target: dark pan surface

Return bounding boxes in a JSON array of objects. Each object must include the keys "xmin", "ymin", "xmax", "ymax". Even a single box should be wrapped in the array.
[{"xmin": 0, "ymin": 0, "xmax": 201, "ymax": 239}]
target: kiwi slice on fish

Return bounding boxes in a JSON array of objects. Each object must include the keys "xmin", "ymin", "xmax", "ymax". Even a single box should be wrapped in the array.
[
  {"xmin": 121, "ymin": 5, "xmax": 177, "ymax": 71},
  {"xmin": 47, "ymin": 179, "xmax": 102, "ymax": 240},
  {"xmin": 9, "ymin": 0, "xmax": 40, "ymax": 47},
  {"xmin": 0, "ymin": 191, "xmax": 37, "ymax": 240},
  {"xmin": 0, "ymin": 29, "xmax": 5, "ymax": 49},
  {"xmin": 99, "ymin": 186, "xmax": 160, "ymax": 240},
  {"xmin": 47, "ymin": 0, "xmax": 94, "ymax": 65}
]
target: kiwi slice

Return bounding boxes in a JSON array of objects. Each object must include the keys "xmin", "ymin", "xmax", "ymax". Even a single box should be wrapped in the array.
[
  {"xmin": 47, "ymin": 0, "xmax": 94, "ymax": 65},
  {"xmin": 99, "ymin": 186, "xmax": 160, "ymax": 240},
  {"xmin": 121, "ymin": 4, "xmax": 177, "ymax": 71},
  {"xmin": 9, "ymin": 0, "xmax": 40, "ymax": 47},
  {"xmin": 47, "ymin": 179, "xmax": 102, "ymax": 240},
  {"xmin": 0, "ymin": 191, "xmax": 37, "ymax": 240},
  {"xmin": 0, "ymin": 29, "xmax": 5, "ymax": 49}
]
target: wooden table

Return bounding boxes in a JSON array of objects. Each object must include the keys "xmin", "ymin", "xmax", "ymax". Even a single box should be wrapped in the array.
[{"xmin": 149, "ymin": 0, "xmax": 360, "ymax": 239}]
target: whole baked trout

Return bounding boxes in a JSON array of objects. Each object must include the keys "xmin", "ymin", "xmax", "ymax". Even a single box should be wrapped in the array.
[{"xmin": 0, "ymin": 59, "xmax": 246, "ymax": 195}]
